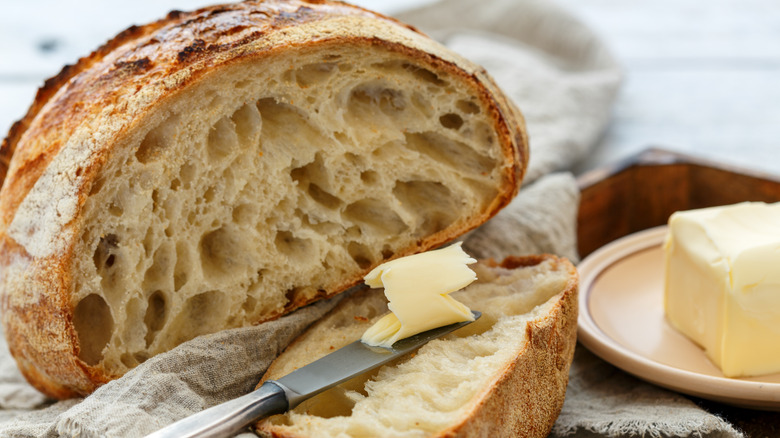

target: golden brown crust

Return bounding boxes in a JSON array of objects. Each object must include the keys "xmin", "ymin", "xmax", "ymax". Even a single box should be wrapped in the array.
[{"xmin": 0, "ymin": 0, "xmax": 528, "ymax": 399}]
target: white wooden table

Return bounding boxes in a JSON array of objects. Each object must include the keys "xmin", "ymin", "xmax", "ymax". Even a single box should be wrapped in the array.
[
  {"xmin": 557, "ymin": 0, "xmax": 780, "ymax": 176},
  {"xmin": 3, "ymin": 0, "xmax": 779, "ymax": 176}
]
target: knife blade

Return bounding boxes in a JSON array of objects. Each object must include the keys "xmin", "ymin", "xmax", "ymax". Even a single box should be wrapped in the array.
[{"xmin": 145, "ymin": 310, "xmax": 481, "ymax": 438}]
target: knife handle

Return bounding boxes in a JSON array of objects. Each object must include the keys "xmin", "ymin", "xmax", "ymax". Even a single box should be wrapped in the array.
[{"xmin": 145, "ymin": 381, "xmax": 288, "ymax": 438}]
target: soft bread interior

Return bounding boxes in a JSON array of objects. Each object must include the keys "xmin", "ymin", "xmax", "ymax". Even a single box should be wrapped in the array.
[
  {"xmin": 257, "ymin": 257, "xmax": 573, "ymax": 437},
  {"xmin": 69, "ymin": 43, "xmax": 510, "ymax": 375}
]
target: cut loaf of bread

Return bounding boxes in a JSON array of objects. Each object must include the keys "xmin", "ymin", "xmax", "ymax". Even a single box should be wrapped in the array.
[
  {"xmin": 256, "ymin": 255, "xmax": 578, "ymax": 438},
  {"xmin": 0, "ymin": 0, "xmax": 527, "ymax": 398}
]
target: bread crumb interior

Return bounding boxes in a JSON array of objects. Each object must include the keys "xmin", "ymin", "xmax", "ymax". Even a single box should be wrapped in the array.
[{"xmin": 70, "ymin": 45, "xmax": 505, "ymax": 375}]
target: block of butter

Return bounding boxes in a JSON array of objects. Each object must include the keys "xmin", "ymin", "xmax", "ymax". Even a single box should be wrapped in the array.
[
  {"xmin": 664, "ymin": 201, "xmax": 780, "ymax": 377},
  {"xmin": 361, "ymin": 242, "xmax": 476, "ymax": 348}
]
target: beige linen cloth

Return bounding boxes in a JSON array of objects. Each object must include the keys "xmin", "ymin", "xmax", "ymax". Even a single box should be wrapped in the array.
[{"xmin": 0, "ymin": 0, "xmax": 745, "ymax": 436}]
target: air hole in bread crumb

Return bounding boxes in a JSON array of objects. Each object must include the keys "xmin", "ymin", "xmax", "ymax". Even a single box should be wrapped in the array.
[
  {"xmin": 143, "ymin": 228, "xmax": 155, "ymax": 257},
  {"xmin": 200, "ymin": 226, "xmax": 250, "ymax": 278},
  {"xmin": 134, "ymin": 352, "xmax": 149, "ymax": 364},
  {"xmin": 144, "ymin": 290, "xmax": 167, "ymax": 347},
  {"xmin": 456, "ymin": 99, "xmax": 481, "ymax": 114},
  {"xmin": 439, "ymin": 113, "xmax": 463, "ymax": 130},
  {"xmin": 404, "ymin": 132, "xmax": 494, "ymax": 176},
  {"xmin": 180, "ymin": 162, "xmax": 196, "ymax": 186},
  {"xmin": 242, "ymin": 295, "xmax": 257, "ymax": 314},
  {"xmin": 284, "ymin": 287, "xmax": 298, "ymax": 305},
  {"xmin": 299, "ymin": 286, "xmax": 319, "ymax": 302},
  {"xmin": 295, "ymin": 62, "xmax": 337, "ymax": 88},
  {"xmin": 360, "ymin": 170, "xmax": 379, "ymax": 185},
  {"xmin": 333, "ymin": 131, "xmax": 349, "ymax": 145},
  {"xmin": 301, "ymin": 214, "xmax": 340, "ymax": 235},
  {"xmin": 291, "ymin": 153, "xmax": 328, "ymax": 188},
  {"xmin": 234, "ymin": 79, "xmax": 251, "ymax": 90},
  {"xmin": 108, "ymin": 202, "xmax": 123, "ymax": 217},
  {"xmin": 170, "ymin": 290, "xmax": 227, "ymax": 345},
  {"xmin": 143, "ymin": 242, "xmax": 173, "ymax": 291},
  {"xmin": 120, "ymin": 353, "xmax": 139, "ymax": 368},
  {"xmin": 231, "ymin": 101, "xmax": 262, "ymax": 145},
  {"xmin": 73, "ymin": 294, "xmax": 113, "ymax": 366},
  {"xmin": 344, "ymin": 152, "xmax": 365, "ymax": 168},
  {"xmin": 308, "ymin": 183, "xmax": 342, "ymax": 209},
  {"xmin": 137, "ymin": 116, "xmax": 179, "ymax": 163},
  {"xmin": 203, "ymin": 186, "xmax": 217, "ymax": 203},
  {"xmin": 93, "ymin": 234, "xmax": 119, "ymax": 273},
  {"xmin": 174, "ymin": 242, "xmax": 191, "ymax": 291},
  {"xmin": 208, "ymin": 116, "xmax": 238, "ymax": 160},
  {"xmin": 343, "ymin": 198, "xmax": 408, "ymax": 235},
  {"xmin": 350, "ymin": 86, "xmax": 406, "ymax": 115},
  {"xmin": 80, "ymin": 229, "xmax": 92, "ymax": 246},
  {"xmin": 89, "ymin": 177, "xmax": 106, "ymax": 196},
  {"xmin": 281, "ymin": 69, "xmax": 295, "ymax": 84},
  {"xmin": 347, "ymin": 241, "xmax": 373, "ymax": 270},
  {"xmin": 381, "ymin": 246, "xmax": 394, "ymax": 260},
  {"xmin": 393, "ymin": 180, "xmax": 458, "ymax": 237},
  {"xmin": 275, "ymin": 231, "xmax": 314, "ymax": 262},
  {"xmin": 402, "ymin": 63, "xmax": 446, "ymax": 86},
  {"xmin": 151, "ymin": 190, "xmax": 161, "ymax": 212},
  {"xmin": 345, "ymin": 226, "xmax": 362, "ymax": 240}
]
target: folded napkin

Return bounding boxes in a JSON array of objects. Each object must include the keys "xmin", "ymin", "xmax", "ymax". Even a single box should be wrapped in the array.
[{"xmin": 0, "ymin": 0, "xmax": 745, "ymax": 437}]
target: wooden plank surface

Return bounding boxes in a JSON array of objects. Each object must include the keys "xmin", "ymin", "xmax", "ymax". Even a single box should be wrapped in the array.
[{"xmin": 577, "ymin": 148, "xmax": 780, "ymax": 257}]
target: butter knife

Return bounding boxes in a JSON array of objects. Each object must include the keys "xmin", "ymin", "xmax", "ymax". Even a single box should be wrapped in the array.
[{"xmin": 145, "ymin": 310, "xmax": 480, "ymax": 438}]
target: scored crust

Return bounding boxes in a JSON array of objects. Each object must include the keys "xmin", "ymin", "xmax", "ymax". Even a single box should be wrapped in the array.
[
  {"xmin": 255, "ymin": 255, "xmax": 578, "ymax": 438},
  {"xmin": 0, "ymin": 0, "xmax": 528, "ymax": 399}
]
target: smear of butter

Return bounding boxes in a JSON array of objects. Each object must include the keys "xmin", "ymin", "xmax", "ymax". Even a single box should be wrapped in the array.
[
  {"xmin": 361, "ymin": 242, "xmax": 476, "ymax": 348},
  {"xmin": 664, "ymin": 201, "xmax": 780, "ymax": 377}
]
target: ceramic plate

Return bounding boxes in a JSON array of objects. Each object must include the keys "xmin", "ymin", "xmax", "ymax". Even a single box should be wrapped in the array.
[{"xmin": 577, "ymin": 226, "xmax": 780, "ymax": 410}]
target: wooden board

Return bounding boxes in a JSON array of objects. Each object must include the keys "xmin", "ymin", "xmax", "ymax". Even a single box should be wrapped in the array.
[{"xmin": 577, "ymin": 148, "xmax": 780, "ymax": 258}]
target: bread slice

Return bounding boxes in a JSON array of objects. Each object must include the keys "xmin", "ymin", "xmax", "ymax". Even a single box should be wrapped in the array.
[
  {"xmin": 0, "ymin": 1, "xmax": 527, "ymax": 398},
  {"xmin": 256, "ymin": 255, "xmax": 578, "ymax": 438}
]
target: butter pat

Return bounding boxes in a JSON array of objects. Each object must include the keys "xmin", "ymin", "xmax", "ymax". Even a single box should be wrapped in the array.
[
  {"xmin": 664, "ymin": 202, "xmax": 780, "ymax": 377},
  {"xmin": 361, "ymin": 243, "xmax": 476, "ymax": 348}
]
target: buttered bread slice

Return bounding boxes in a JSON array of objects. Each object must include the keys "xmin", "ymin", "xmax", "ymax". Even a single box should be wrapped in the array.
[
  {"xmin": 256, "ymin": 255, "xmax": 578, "ymax": 438},
  {"xmin": 0, "ymin": 0, "xmax": 527, "ymax": 398}
]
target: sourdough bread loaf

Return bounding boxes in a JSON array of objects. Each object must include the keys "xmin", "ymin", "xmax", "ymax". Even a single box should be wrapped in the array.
[
  {"xmin": 256, "ymin": 255, "xmax": 578, "ymax": 438},
  {"xmin": 0, "ymin": 0, "xmax": 527, "ymax": 398}
]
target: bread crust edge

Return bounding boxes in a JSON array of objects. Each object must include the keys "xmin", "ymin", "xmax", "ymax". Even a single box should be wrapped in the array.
[{"xmin": 441, "ymin": 255, "xmax": 578, "ymax": 438}]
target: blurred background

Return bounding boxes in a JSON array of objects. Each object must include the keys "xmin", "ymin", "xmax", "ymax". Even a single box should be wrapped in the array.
[{"xmin": 2, "ymin": 0, "xmax": 779, "ymax": 175}]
